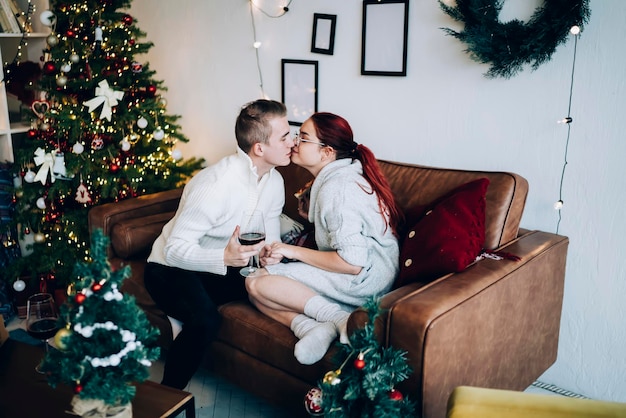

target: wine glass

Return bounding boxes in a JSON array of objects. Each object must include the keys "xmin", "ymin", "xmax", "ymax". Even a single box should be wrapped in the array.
[
  {"xmin": 26, "ymin": 293, "xmax": 59, "ymax": 373},
  {"xmin": 239, "ymin": 210, "xmax": 266, "ymax": 277}
]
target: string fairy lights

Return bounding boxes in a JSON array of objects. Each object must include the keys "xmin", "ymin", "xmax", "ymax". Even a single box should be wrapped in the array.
[
  {"xmin": 554, "ymin": 26, "xmax": 582, "ymax": 234},
  {"xmin": 248, "ymin": 0, "xmax": 293, "ymax": 98},
  {"xmin": 1, "ymin": 0, "xmax": 35, "ymax": 85}
]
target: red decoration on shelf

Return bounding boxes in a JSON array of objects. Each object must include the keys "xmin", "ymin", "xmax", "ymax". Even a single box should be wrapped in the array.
[{"xmin": 389, "ymin": 388, "xmax": 404, "ymax": 401}]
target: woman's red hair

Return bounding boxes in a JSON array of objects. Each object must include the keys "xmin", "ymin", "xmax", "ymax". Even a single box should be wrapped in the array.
[{"xmin": 310, "ymin": 112, "xmax": 402, "ymax": 236}]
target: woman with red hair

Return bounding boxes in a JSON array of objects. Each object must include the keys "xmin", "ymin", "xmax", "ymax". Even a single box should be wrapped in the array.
[{"xmin": 247, "ymin": 112, "xmax": 401, "ymax": 365}]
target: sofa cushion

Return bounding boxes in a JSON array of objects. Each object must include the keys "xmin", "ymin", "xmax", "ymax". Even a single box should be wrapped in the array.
[
  {"xmin": 110, "ymin": 212, "xmax": 174, "ymax": 258},
  {"xmin": 395, "ymin": 178, "xmax": 489, "ymax": 287}
]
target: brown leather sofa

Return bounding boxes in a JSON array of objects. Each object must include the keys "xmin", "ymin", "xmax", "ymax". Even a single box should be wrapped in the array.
[{"xmin": 88, "ymin": 160, "xmax": 568, "ymax": 418}]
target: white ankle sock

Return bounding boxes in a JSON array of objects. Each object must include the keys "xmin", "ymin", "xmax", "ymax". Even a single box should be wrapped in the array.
[
  {"xmin": 291, "ymin": 315, "xmax": 337, "ymax": 365},
  {"xmin": 304, "ymin": 296, "xmax": 351, "ymax": 345}
]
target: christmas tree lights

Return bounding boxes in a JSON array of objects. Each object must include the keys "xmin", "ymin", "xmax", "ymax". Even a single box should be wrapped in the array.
[{"xmin": 6, "ymin": 0, "xmax": 203, "ymax": 290}]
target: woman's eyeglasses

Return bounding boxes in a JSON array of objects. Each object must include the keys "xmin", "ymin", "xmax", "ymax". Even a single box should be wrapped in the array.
[{"xmin": 293, "ymin": 132, "xmax": 327, "ymax": 148}]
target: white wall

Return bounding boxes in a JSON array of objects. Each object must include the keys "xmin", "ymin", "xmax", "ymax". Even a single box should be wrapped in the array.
[{"xmin": 129, "ymin": 0, "xmax": 626, "ymax": 402}]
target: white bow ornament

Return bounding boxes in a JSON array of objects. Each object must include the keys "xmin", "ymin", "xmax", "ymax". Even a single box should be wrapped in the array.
[
  {"xmin": 83, "ymin": 80, "xmax": 124, "ymax": 121},
  {"xmin": 33, "ymin": 147, "xmax": 55, "ymax": 185}
]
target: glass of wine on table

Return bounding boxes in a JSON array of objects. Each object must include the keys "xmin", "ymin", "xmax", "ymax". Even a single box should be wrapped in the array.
[
  {"xmin": 26, "ymin": 293, "xmax": 60, "ymax": 373},
  {"xmin": 239, "ymin": 210, "xmax": 266, "ymax": 277}
]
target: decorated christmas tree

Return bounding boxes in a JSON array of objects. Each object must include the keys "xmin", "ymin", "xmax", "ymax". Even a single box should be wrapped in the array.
[
  {"xmin": 41, "ymin": 229, "xmax": 160, "ymax": 414},
  {"xmin": 304, "ymin": 299, "xmax": 416, "ymax": 417},
  {"xmin": 6, "ymin": 0, "xmax": 203, "ymax": 290}
]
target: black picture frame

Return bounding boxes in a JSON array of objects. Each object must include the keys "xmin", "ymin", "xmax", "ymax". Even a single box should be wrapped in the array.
[
  {"xmin": 281, "ymin": 59, "xmax": 319, "ymax": 126},
  {"xmin": 361, "ymin": 0, "xmax": 409, "ymax": 76},
  {"xmin": 311, "ymin": 13, "xmax": 337, "ymax": 55}
]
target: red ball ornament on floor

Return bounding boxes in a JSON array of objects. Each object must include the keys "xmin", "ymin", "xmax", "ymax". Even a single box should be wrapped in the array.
[
  {"xmin": 389, "ymin": 388, "xmax": 404, "ymax": 401},
  {"xmin": 304, "ymin": 387, "xmax": 324, "ymax": 416}
]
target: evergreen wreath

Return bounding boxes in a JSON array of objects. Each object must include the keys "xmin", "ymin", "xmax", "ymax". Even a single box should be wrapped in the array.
[{"xmin": 439, "ymin": 0, "xmax": 591, "ymax": 78}]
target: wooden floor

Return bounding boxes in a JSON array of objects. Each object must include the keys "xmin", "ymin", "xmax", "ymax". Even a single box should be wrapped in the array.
[{"xmin": 148, "ymin": 359, "xmax": 293, "ymax": 418}]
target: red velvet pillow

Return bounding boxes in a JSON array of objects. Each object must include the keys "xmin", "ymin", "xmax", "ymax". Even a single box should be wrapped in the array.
[{"xmin": 395, "ymin": 178, "xmax": 490, "ymax": 287}]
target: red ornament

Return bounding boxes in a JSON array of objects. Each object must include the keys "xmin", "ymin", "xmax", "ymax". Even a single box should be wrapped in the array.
[
  {"xmin": 354, "ymin": 352, "xmax": 366, "ymax": 370},
  {"xmin": 65, "ymin": 28, "xmax": 76, "ymax": 38},
  {"xmin": 27, "ymin": 129, "xmax": 38, "ymax": 138},
  {"xmin": 122, "ymin": 14, "xmax": 133, "ymax": 25},
  {"xmin": 92, "ymin": 282, "xmax": 103, "ymax": 292},
  {"xmin": 43, "ymin": 61, "xmax": 56, "ymax": 75},
  {"xmin": 304, "ymin": 387, "xmax": 324, "ymax": 416},
  {"xmin": 75, "ymin": 293, "xmax": 86, "ymax": 304},
  {"xmin": 389, "ymin": 388, "xmax": 404, "ymax": 401},
  {"xmin": 74, "ymin": 383, "xmax": 83, "ymax": 394},
  {"xmin": 146, "ymin": 85, "xmax": 157, "ymax": 96},
  {"xmin": 131, "ymin": 61, "xmax": 142, "ymax": 73},
  {"xmin": 109, "ymin": 163, "xmax": 120, "ymax": 173},
  {"xmin": 91, "ymin": 136, "xmax": 104, "ymax": 150}
]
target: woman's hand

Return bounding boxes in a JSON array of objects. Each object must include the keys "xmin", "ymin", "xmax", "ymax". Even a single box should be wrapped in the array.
[
  {"xmin": 260, "ymin": 243, "xmax": 283, "ymax": 266},
  {"xmin": 267, "ymin": 242, "xmax": 299, "ymax": 261}
]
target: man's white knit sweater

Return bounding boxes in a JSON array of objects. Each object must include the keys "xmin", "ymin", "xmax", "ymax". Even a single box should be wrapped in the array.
[{"xmin": 147, "ymin": 148, "xmax": 285, "ymax": 275}]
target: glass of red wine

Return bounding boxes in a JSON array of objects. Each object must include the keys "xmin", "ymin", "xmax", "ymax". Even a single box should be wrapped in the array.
[
  {"xmin": 26, "ymin": 293, "xmax": 59, "ymax": 373},
  {"xmin": 239, "ymin": 210, "xmax": 266, "ymax": 277}
]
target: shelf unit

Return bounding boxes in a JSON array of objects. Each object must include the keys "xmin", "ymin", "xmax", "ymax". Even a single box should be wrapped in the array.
[{"xmin": 0, "ymin": 0, "xmax": 50, "ymax": 163}]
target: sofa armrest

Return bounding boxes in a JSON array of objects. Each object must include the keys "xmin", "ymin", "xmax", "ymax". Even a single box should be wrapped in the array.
[
  {"xmin": 88, "ymin": 188, "xmax": 182, "ymax": 257},
  {"xmin": 351, "ymin": 230, "xmax": 568, "ymax": 418}
]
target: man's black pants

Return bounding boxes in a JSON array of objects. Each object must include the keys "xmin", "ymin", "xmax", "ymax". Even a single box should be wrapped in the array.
[{"xmin": 143, "ymin": 262, "xmax": 247, "ymax": 389}]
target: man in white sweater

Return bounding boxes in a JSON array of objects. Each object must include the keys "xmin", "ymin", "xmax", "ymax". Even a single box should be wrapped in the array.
[{"xmin": 144, "ymin": 99, "xmax": 293, "ymax": 389}]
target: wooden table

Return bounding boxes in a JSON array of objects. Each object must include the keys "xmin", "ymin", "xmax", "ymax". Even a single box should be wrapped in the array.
[{"xmin": 0, "ymin": 338, "xmax": 195, "ymax": 418}]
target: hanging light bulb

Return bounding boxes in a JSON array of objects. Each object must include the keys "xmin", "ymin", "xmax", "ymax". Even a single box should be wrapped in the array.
[
  {"xmin": 557, "ymin": 117, "xmax": 573, "ymax": 124},
  {"xmin": 570, "ymin": 26, "xmax": 581, "ymax": 35},
  {"xmin": 253, "ymin": 41, "xmax": 262, "ymax": 49},
  {"xmin": 554, "ymin": 200, "xmax": 564, "ymax": 210}
]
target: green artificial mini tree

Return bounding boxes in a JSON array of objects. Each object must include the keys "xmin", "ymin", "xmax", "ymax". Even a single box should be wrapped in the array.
[
  {"xmin": 6, "ymin": 0, "xmax": 203, "ymax": 290},
  {"xmin": 41, "ymin": 229, "xmax": 160, "ymax": 410},
  {"xmin": 304, "ymin": 298, "xmax": 416, "ymax": 417}
]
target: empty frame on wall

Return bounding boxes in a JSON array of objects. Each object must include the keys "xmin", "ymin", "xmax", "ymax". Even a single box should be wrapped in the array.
[
  {"xmin": 281, "ymin": 59, "xmax": 319, "ymax": 126},
  {"xmin": 361, "ymin": 0, "xmax": 409, "ymax": 76},
  {"xmin": 311, "ymin": 13, "xmax": 337, "ymax": 55}
]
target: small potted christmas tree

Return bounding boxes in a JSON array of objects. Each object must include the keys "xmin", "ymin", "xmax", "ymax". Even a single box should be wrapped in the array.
[
  {"xmin": 304, "ymin": 298, "xmax": 416, "ymax": 417},
  {"xmin": 41, "ymin": 229, "xmax": 160, "ymax": 417}
]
